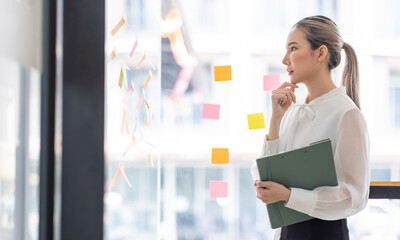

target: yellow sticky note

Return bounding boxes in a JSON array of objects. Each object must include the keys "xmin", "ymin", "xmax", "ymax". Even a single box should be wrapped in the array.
[
  {"xmin": 212, "ymin": 148, "xmax": 229, "ymax": 164},
  {"xmin": 214, "ymin": 65, "xmax": 232, "ymax": 82},
  {"xmin": 247, "ymin": 113, "xmax": 265, "ymax": 130}
]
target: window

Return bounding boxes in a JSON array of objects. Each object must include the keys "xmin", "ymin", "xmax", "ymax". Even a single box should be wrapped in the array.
[
  {"xmin": 102, "ymin": 0, "xmax": 400, "ymax": 239},
  {"xmin": 0, "ymin": 0, "xmax": 42, "ymax": 238}
]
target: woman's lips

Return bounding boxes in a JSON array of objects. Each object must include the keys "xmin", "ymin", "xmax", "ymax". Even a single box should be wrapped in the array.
[{"xmin": 288, "ymin": 71, "xmax": 294, "ymax": 75}]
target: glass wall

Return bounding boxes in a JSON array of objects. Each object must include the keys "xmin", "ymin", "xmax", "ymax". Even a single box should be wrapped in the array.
[
  {"xmin": 159, "ymin": 0, "xmax": 400, "ymax": 239},
  {"xmin": 0, "ymin": 0, "xmax": 42, "ymax": 239},
  {"xmin": 104, "ymin": 0, "xmax": 161, "ymax": 239},
  {"xmin": 105, "ymin": 0, "xmax": 400, "ymax": 239}
]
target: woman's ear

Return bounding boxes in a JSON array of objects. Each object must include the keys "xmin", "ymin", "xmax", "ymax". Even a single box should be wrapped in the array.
[{"xmin": 318, "ymin": 45, "xmax": 328, "ymax": 62}]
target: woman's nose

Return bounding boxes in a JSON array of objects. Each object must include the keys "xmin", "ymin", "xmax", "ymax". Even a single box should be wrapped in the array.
[{"xmin": 282, "ymin": 54, "xmax": 289, "ymax": 65}]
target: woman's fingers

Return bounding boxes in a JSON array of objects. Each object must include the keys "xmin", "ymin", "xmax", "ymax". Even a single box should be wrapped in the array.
[
  {"xmin": 273, "ymin": 91, "xmax": 295, "ymax": 105},
  {"xmin": 273, "ymin": 89, "xmax": 296, "ymax": 104},
  {"xmin": 255, "ymin": 180, "xmax": 273, "ymax": 188},
  {"xmin": 277, "ymin": 82, "xmax": 299, "ymax": 90}
]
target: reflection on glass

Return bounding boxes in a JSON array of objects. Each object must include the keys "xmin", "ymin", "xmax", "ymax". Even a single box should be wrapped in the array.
[{"xmin": 0, "ymin": 58, "xmax": 41, "ymax": 240}]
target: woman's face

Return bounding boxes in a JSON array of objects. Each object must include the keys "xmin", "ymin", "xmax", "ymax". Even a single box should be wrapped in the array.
[{"xmin": 282, "ymin": 28, "xmax": 320, "ymax": 85}]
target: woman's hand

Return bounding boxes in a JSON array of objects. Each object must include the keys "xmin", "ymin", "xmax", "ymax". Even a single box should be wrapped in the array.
[
  {"xmin": 254, "ymin": 180, "xmax": 291, "ymax": 205},
  {"xmin": 271, "ymin": 82, "xmax": 299, "ymax": 120}
]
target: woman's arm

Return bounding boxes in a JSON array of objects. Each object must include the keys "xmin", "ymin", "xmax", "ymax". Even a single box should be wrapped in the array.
[{"xmin": 284, "ymin": 108, "xmax": 370, "ymax": 219}]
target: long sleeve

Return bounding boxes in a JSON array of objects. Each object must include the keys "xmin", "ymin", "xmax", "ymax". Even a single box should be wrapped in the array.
[
  {"xmin": 250, "ymin": 137, "xmax": 280, "ymax": 181},
  {"xmin": 285, "ymin": 108, "xmax": 370, "ymax": 220}
]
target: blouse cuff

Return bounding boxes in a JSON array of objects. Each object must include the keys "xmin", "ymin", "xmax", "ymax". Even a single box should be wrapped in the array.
[
  {"xmin": 250, "ymin": 162, "xmax": 260, "ymax": 181},
  {"xmin": 284, "ymin": 187, "xmax": 317, "ymax": 216},
  {"xmin": 261, "ymin": 136, "xmax": 279, "ymax": 156}
]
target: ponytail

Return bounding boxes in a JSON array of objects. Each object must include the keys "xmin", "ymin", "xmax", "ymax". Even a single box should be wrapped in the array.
[
  {"xmin": 293, "ymin": 16, "xmax": 361, "ymax": 109},
  {"xmin": 341, "ymin": 42, "xmax": 360, "ymax": 109}
]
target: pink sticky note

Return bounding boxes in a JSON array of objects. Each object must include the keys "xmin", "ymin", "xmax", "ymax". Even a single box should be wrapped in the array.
[
  {"xmin": 129, "ymin": 40, "xmax": 138, "ymax": 58},
  {"xmin": 210, "ymin": 180, "xmax": 228, "ymax": 199},
  {"xmin": 263, "ymin": 74, "xmax": 281, "ymax": 91},
  {"xmin": 123, "ymin": 83, "xmax": 135, "ymax": 104},
  {"xmin": 202, "ymin": 103, "xmax": 220, "ymax": 120}
]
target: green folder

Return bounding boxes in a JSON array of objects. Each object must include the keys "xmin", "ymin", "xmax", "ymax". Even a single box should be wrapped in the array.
[{"xmin": 256, "ymin": 139, "xmax": 338, "ymax": 229}]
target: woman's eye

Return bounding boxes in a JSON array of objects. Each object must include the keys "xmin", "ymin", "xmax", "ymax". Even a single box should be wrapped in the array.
[{"xmin": 290, "ymin": 47, "xmax": 296, "ymax": 52}]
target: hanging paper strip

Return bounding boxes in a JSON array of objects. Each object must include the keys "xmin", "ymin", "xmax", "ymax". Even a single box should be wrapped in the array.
[
  {"xmin": 129, "ymin": 40, "xmax": 138, "ymax": 58},
  {"xmin": 111, "ymin": 16, "xmax": 126, "ymax": 36},
  {"xmin": 136, "ymin": 51, "xmax": 147, "ymax": 69}
]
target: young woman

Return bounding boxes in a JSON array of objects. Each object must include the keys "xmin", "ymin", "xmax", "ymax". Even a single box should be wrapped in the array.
[{"xmin": 251, "ymin": 15, "xmax": 370, "ymax": 240}]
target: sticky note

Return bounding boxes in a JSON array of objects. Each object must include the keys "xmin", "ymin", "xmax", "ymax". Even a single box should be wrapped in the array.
[
  {"xmin": 121, "ymin": 109, "xmax": 130, "ymax": 134},
  {"xmin": 147, "ymin": 57, "xmax": 157, "ymax": 70},
  {"xmin": 263, "ymin": 74, "xmax": 280, "ymax": 91},
  {"xmin": 214, "ymin": 65, "xmax": 232, "ymax": 82},
  {"xmin": 111, "ymin": 163, "xmax": 132, "ymax": 188},
  {"xmin": 123, "ymin": 83, "xmax": 135, "ymax": 104},
  {"xmin": 211, "ymin": 148, "xmax": 229, "ymax": 164},
  {"xmin": 111, "ymin": 16, "xmax": 126, "ymax": 36},
  {"xmin": 111, "ymin": 47, "xmax": 117, "ymax": 60},
  {"xmin": 136, "ymin": 52, "xmax": 147, "ymax": 69},
  {"xmin": 136, "ymin": 90, "xmax": 145, "ymax": 110},
  {"xmin": 110, "ymin": 167, "xmax": 122, "ymax": 187},
  {"xmin": 143, "ymin": 70, "xmax": 152, "ymax": 90},
  {"xmin": 210, "ymin": 181, "xmax": 228, "ymax": 198},
  {"xmin": 247, "ymin": 113, "xmax": 265, "ymax": 130},
  {"xmin": 202, "ymin": 103, "xmax": 220, "ymax": 120},
  {"xmin": 147, "ymin": 149, "xmax": 153, "ymax": 167},
  {"xmin": 129, "ymin": 40, "xmax": 138, "ymax": 58},
  {"xmin": 118, "ymin": 67, "xmax": 124, "ymax": 88}
]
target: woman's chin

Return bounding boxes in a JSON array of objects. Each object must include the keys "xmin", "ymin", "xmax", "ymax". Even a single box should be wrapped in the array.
[{"xmin": 290, "ymin": 77, "xmax": 303, "ymax": 85}]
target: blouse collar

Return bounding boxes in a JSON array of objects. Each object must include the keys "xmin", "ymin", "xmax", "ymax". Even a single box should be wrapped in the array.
[{"xmin": 303, "ymin": 86, "xmax": 346, "ymax": 106}]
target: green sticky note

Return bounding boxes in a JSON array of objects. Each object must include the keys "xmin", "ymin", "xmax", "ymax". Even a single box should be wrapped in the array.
[{"xmin": 118, "ymin": 67, "xmax": 124, "ymax": 88}]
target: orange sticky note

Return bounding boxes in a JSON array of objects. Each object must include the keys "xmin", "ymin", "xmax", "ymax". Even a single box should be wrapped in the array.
[
  {"xmin": 111, "ymin": 16, "xmax": 126, "ymax": 36},
  {"xmin": 143, "ymin": 70, "xmax": 152, "ymax": 90},
  {"xmin": 210, "ymin": 180, "xmax": 228, "ymax": 198},
  {"xmin": 214, "ymin": 65, "xmax": 232, "ymax": 82},
  {"xmin": 111, "ymin": 47, "xmax": 117, "ymax": 60},
  {"xmin": 110, "ymin": 168, "xmax": 122, "ymax": 187},
  {"xmin": 247, "ymin": 113, "xmax": 265, "ymax": 130},
  {"xmin": 110, "ymin": 163, "xmax": 132, "ymax": 188},
  {"xmin": 121, "ymin": 109, "xmax": 129, "ymax": 134},
  {"xmin": 136, "ymin": 52, "xmax": 147, "ymax": 69},
  {"xmin": 211, "ymin": 148, "xmax": 229, "ymax": 164},
  {"xmin": 263, "ymin": 74, "xmax": 280, "ymax": 91},
  {"xmin": 120, "ymin": 164, "xmax": 132, "ymax": 188},
  {"xmin": 136, "ymin": 89, "xmax": 145, "ymax": 110}
]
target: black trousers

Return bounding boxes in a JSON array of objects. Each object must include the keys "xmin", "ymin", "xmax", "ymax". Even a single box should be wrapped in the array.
[{"xmin": 280, "ymin": 218, "xmax": 349, "ymax": 240}]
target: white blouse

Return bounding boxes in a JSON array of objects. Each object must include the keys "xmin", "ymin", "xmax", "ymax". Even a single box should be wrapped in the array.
[{"xmin": 251, "ymin": 86, "xmax": 370, "ymax": 239}]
